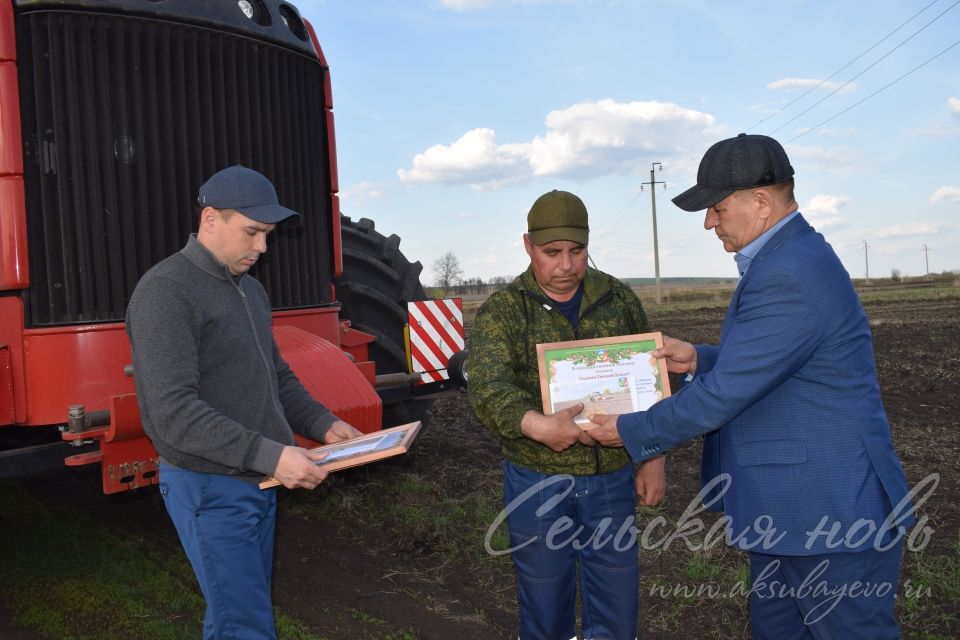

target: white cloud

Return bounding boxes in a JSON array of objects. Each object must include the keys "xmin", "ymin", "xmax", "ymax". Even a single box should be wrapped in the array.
[
  {"xmin": 930, "ymin": 186, "xmax": 960, "ymax": 204},
  {"xmin": 787, "ymin": 144, "xmax": 861, "ymax": 170},
  {"xmin": 527, "ymin": 99, "xmax": 718, "ymax": 178},
  {"xmin": 468, "ymin": 254, "xmax": 499, "ymax": 265},
  {"xmin": 802, "ymin": 194, "xmax": 851, "ymax": 229},
  {"xmin": 339, "ymin": 182, "xmax": 383, "ymax": 207},
  {"xmin": 912, "ymin": 123, "xmax": 960, "ymax": 136},
  {"xmin": 766, "ymin": 78, "xmax": 852, "ymax": 93},
  {"xmin": 870, "ymin": 240, "xmax": 922, "ymax": 256},
  {"xmin": 874, "ymin": 222, "xmax": 941, "ymax": 238},
  {"xmin": 398, "ymin": 100, "xmax": 719, "ymax": 188},
  {"xmin": 911, "ymin": 98, "xmax": 960, "ymax": 136},
  {"xmin": 456, "ymin": 211, "xmax": 474, "ymax": 219},
  {"xmin": 397, "ymin": 128, "xmax": 528, "ymax": 189}
]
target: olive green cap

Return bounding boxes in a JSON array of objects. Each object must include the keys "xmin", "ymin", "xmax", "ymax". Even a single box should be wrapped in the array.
[{"xmin": 526, "ymin": 190, "xmax": 589, "ymax": 245}]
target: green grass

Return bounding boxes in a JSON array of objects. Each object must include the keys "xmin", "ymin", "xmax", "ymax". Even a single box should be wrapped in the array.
[
  {"xmin": 0, "ymin": 481, "xmax": 206, "ymax": 640},
  {"xmin": 638, "ymin": 508, "xmax": 750, "ymax": 636},
  {"xmin": 857, "ymin": 282, "xmax": 960, "ymax": 304},
  {"xmin": 0, "ymin": 481, "xmax": 383, "ymax": 640},
  {"xmin": 283, "ymin": 463, "xmax": 511, "ymax": 566},
  {"xmin": 897, "ymin": 546, "xmax": 960, "ymax": 638}
]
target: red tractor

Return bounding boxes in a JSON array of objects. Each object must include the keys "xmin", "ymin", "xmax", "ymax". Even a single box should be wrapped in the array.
[{"xmin": 0, "ymin": 0, "xmax": 466, "ymax": 493}]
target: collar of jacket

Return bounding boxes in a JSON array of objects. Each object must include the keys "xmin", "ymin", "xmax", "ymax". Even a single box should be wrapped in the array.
[
  {"xmin": 181, "ymin": 234, "xmax": 245, "ymax": 283},
  {"xmin": 514, "ymin": 265, "xmax": 614, "ymax": 313},
  {"xmin": 748, "ymin": 212, "xmax": 811, "ymax": 270}
]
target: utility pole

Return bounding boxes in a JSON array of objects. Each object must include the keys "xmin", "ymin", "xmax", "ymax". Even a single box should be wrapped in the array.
[
  {"xmin": 864, "ymin": 240, "xmax": 870, "ymax": 284},
  {"xmin": 641, "ymin": 162, "xmax": 665, "ymax": 304},
  {"xmin": 923, "ymin": 244, "xmax": 930, "ymax": 276}
]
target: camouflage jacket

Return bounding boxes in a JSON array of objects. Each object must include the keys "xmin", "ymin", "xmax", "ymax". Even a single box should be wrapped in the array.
[{"xmin": 467, "ymin": 265, "xmax": 651, "ymax": 475}]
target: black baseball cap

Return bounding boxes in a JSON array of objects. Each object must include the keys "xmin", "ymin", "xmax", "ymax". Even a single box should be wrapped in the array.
[
  {"xmin": 197, "ymin": 165, "xmax": 301, "ymax": 224},
  {"xmin": 672, "ymin": 134, "xmax": 794, "ymax": 212}
]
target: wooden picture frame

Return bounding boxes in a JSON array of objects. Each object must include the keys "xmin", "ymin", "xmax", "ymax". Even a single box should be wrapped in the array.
[
  {"xmin": 259, "ymin": 421, "xmax": 422, "ymax": 489},
  {"xmin": 536, "ymin": 333, "xmax": 671, "ymax": 429}
]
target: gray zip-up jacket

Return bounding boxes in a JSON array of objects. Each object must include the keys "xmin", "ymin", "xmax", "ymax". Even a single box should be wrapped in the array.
[{"xmin": 126, "ymin": 235, "xmax": 338, "ymax": 481}]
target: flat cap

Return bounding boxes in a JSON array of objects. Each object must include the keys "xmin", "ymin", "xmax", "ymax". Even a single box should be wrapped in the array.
[{"xmin": 672, "ymin": 134, "xmax": 794, "ymax": 212}]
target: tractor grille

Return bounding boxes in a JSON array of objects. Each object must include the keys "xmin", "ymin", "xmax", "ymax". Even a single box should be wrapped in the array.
[{"xmin": 15, "ymin": 9, "xmax": 334, "ymax": 326}]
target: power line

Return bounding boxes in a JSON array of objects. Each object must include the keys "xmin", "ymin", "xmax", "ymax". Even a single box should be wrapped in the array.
[
  {"xmin": 768, "ymin": 0, "xmax": 960, "ymax": 136},
  {"xmin": 787, "ymin": 35, "xmax": 960, "ymax": 143},
  {"xmin": 622, "ymin": 3, "xmax": 958, "ymax": 243},
  {"xmin": 669, "ymin": 16, "xmax": 960, "ymax": 196},
  {"xmin": 592, "ymin": 190, "xmax": 646, "ymax": 239},
  {"xmin": 746, "ymin": 0, "xmax": 943, "ymax": 133}
]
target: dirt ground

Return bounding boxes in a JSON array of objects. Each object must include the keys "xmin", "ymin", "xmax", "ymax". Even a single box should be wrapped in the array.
[{"xmin": 1, "ymin": 291, "xmax": 958, "ymax": 639}]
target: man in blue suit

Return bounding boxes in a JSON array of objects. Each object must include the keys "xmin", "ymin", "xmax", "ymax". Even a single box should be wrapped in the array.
[{"xmin": 589, "ymin": 134, "xmax": 914, "ymax": 639}]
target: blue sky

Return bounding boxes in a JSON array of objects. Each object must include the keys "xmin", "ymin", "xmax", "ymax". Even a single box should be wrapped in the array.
[{"xmin": 302, "ymin": 0, "xmax": 960, "ymax": 284}]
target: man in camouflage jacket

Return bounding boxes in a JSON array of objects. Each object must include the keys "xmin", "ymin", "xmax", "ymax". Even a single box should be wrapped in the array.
[{"xmin": 468, "ymin": 190, "xmax": 665, "ymax": 640}]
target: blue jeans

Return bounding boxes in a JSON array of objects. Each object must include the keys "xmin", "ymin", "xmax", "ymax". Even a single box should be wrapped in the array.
[
  {"xmin": 159, "ymin": 463, "xmax": 278, "ymax": 640},
  {"xmin": 502, "ymin": 460, "xmax": 639, "ymax": 640},
  {"xmin": 748, "ymin": 542, "xmax": 903, "ymax": 640}
]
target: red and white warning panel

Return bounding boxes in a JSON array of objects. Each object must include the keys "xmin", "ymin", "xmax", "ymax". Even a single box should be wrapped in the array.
[{"xmin": 407, "ymin": 298, "xmax": 464, "ymax": 383}]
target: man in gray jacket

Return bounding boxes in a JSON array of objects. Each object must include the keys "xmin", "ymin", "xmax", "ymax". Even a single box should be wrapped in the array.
[{"xmin": 126, "ymin": 165, "xmax": 361, "ymax": 640}]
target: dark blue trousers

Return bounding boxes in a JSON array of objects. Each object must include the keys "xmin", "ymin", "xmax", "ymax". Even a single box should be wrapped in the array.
[
  {"xmin": 159, "ymin": 463, "xmax": 278, "ymax": 640},
  {"xmin": 748, "ymin": 542, "xmax": 903, "ymax": 640},
  {"xmin": 503, "ymin": 461, "xmax": 639, "ymax": 640}
]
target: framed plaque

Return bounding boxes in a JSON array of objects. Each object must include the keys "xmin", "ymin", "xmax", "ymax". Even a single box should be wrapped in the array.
[
  {"xmin": 259, "ymin": 421, "xmax": 422, "ymax": 489},
  {"xmin": 536, "ymin": 333, "xmax": 671, "ymax": 429}
]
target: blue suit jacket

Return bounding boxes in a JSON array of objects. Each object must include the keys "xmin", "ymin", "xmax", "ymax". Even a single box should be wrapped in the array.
[{"xmin": 618, "ymin": 214, "xmax": 914, "ymax": 555}]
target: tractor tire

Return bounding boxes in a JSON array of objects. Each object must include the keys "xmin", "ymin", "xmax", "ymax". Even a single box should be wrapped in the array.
[{"xmin": 334, "ymin": 214, "xmax": 430, "ymax": 427}]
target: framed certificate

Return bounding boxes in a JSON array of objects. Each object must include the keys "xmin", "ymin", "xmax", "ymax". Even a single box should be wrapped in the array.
[
  {"xmin": 259, "ymin": 421, "xmax": 422, "ymax": 489},
  {"xmin": 536, "ymin": 333, "xmax": 671, "ymax": 429}
]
